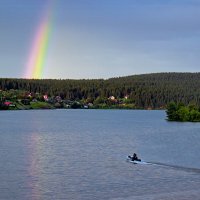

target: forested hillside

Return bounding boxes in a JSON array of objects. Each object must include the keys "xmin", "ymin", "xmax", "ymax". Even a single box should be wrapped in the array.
[{"xmin": 0, "ymin": 73, "xmax": 200, "ymax": 109}]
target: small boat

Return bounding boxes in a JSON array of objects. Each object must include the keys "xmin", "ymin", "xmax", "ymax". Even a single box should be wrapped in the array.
[
  {"xmin": 127, "ymin": 155, "xmax": 141, "ymax": 164},
  {"xmin": 126, "ymin": 155, "xmax": 149, "ymax": 165}
]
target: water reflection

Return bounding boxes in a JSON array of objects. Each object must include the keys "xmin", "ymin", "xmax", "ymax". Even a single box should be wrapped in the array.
[
  {"xmin": 25, "ymin": 113, "xmax": 53, "ymax": 200},
  {"xmin": 27, "ymin": 132, "xmax": 45, "ymax": 200},
  {"xmin": 25, "ymin": 114, "xmax": 74, "ymax": 199}
]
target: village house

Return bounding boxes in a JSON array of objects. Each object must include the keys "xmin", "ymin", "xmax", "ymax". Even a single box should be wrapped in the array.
[{"xmin": 4, "ymin": 101, "xmax": 15, "ymax": 107}]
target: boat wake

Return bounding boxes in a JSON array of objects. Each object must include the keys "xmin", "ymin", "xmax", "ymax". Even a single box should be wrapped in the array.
[
  {"xmin": 148, "ymin": 161, "xmax": 200, "ymax": 174},
  {"xmin": 126, "ymin": 156, "xmax": 200, "ymax": 173}
]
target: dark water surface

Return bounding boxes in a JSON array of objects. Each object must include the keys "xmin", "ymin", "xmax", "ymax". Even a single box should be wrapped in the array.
[{"xmin": 0, "ymin": 110, "xmax": 200, "ymax": 200}]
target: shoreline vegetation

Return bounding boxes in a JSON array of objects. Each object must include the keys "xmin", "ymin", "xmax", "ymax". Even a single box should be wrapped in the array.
[
  {"xmin": 1, "ymin": 73, "xmax": 200, "ymax": 122},
  {"xmin": 0, "ymin": 94, "xmax": 137, "ymax": 111},
  {"xmin": 166, "ymin": 102, "xmax": 200, "ymax": 122}
]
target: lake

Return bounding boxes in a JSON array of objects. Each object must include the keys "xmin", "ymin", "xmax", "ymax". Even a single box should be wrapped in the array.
[{"xmin": 0, "ymin": 109, "xmax": 200, "ymax": 200}]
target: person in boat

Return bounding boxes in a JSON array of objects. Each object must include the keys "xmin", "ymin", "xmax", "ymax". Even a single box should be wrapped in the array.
[
  {"xmin": 128, "ymin": 153, "xmax": 141, "ymax": 161},
  {"xmin": 132, "ymin": 153, "xmax": 138, "ymax": 161}
]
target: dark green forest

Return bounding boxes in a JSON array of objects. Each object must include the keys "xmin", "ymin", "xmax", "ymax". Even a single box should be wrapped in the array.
[{"xmin": 1, "ymin": 72, "xmax": 200, "ymax": 109}]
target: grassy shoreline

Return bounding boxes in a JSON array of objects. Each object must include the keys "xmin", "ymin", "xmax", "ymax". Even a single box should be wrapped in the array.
[{"xmin": 1, "ymin": 100, "xmax": 163, "ymax": 111}]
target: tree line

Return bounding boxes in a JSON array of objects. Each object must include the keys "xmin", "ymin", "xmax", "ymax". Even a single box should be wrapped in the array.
[{"xmin": 0, "ymin": 72, "xmax": 200, "ymax": 109}]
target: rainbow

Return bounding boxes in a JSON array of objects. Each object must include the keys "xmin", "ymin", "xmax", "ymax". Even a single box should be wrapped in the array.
[{"xmin": 25, "ymin": 1, "xmax": 54, "ymax": 79}]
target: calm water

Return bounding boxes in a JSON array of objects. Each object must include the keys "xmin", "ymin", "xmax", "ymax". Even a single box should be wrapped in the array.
[{"xmin": 0, "ymin": 109, "xmax": 200, "ymax": 200}]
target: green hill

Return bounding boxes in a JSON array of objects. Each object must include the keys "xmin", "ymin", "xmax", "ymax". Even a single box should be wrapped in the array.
[{"xmin": 0, "ymin": 72, "xmax": 200, "ymax": 109}]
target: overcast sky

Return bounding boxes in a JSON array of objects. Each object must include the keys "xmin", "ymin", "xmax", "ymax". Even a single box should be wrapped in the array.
[{"xmin": 0, "ymin": 0, "xmax": 199, "ymax": 79}]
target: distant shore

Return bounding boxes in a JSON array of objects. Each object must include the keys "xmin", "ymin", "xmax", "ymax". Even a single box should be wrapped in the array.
[
  {"xmin": 0, "ymin": 100, "xmax": 145, "ymax": 111},
  {"xmin": 1, "ymin": 73, "xmax": 200, "ymax": 116},
  {"xmin": 1, "ymin": 98, "xmax": 162, "ymax": 111}
]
